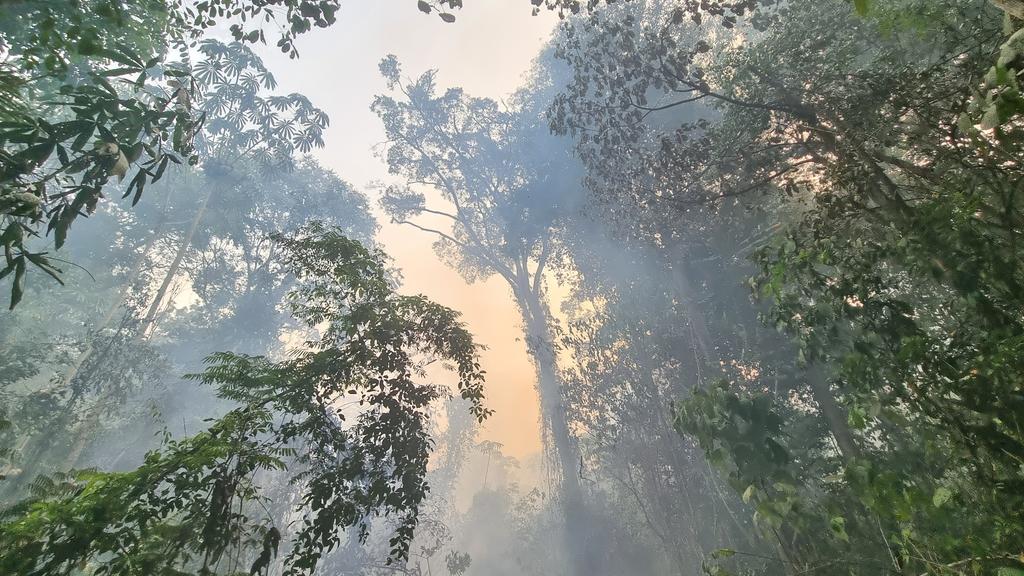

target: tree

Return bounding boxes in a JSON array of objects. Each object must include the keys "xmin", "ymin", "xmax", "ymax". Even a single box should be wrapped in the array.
[
  {"xmin": 0, "ymin": 39, "xmax": 378, "ymax": 499},
  {"xmin": 549, "ymin": 0, "xmax": 1024, "ymax": 572},
  {"xmin": 371, "ymin": 56, "xmax": 599, "ymax": 573},
  {"xmin": 38, "ymin": 39, "xmax": 333, "ymax": 476},
  {"xmin": 0, "ymin": 223, "xmax": 490, "ymax": 575},
  {"xmin": 0, "ymin": 0, "xmax": 458, "ymax": 308},
  {"xmin": 136, "ymin": 39, "xmax": 330, "ymax": 336},
  {"xmin": 159, "ymin": 156, "xmax": 376, "ymax": 355},
  {"xmin": 555, "ymin": 245, "xmax": 765, "ymax": 574}
]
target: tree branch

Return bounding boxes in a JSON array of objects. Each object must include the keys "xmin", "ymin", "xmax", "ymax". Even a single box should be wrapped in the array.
[{"xmin": 391, "ymin": 218, "xmax": 468, "ymax": 250}]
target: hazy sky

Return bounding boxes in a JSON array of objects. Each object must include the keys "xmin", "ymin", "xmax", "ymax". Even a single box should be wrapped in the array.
[{"xmin": 254, "ymin": 1, "xmax": 559, "ymax": 459}]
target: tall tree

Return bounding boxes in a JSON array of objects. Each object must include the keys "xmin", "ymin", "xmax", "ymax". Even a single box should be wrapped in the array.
[{"xmin": 371, "ymin": 56, "xmax": 600, "ymax": 572}]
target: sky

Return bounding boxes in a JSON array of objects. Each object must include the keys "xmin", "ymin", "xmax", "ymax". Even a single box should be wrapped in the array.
[{"xmin": 253, "ymin": 1, "xmax": 559, "ymax": 459}]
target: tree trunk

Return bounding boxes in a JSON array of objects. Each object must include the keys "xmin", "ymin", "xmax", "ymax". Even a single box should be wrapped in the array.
[
  {"xmin": 807, "ymin": 364, "xmax": 861, "ymax": 464},
  {"xmin": 61, "ymin": 415, "xmax": 94, "ymax": 470},
  {"xmin": 63, "ymin": 187, "xmax": 212, "ymax": 470},
  {"xmin": 520, "ymin": 289, "xmax": 580, "ymax": 493},
  {"xmin": 22, "ymin": 233, "xmax": 159, "ymax": 479},
  {"xmin": 517, "ymin": 285, "xmax": 597, "ymax": 575},
  {"xmin": 668, "ymin": 261, "xmax": 723, "ymax": 385},
  {"xmin": 140, "ymin": 185, "xmax": 213, "ymax": 334},
  {"xmin": 56, "ymin": 227, "xmax": 161, "ymax": 394}
]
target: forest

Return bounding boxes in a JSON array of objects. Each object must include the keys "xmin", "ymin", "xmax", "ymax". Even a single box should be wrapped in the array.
[{"xmin": 1, "ymin": 0, "xmax": 1024, "ymax": 574}]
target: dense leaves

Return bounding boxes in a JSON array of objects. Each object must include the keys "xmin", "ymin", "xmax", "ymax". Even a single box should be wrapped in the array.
[
  {"xmin": 0, "ymin": 224, "xmax": 489, "ymax": 575},
  {"xmin": 547, "ymin": 0, "xmax": 1024, "ymax": 573},
  {"xmin": 0, "ymin": 0, "xmax": 448, "ymax": 309}
]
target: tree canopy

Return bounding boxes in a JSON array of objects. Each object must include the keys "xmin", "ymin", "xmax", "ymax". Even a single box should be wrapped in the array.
[{"xmin": 5, "ymin": 0, "xmax": 1024, "ymax": 575}]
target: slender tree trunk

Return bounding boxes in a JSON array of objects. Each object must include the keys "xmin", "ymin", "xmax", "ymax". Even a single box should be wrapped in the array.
[
  {"xmin": 807, "ymin": 365, "xmax": 861, "ymax": 463},
  {"xmin": 56, "ymin": 224, "xmax": 162, "ymax": 393},
  {"xmin": 10, "ymin": 232, "xmax": 161, "ymax": 484},
  {"xmin": 141, "ymin": 185, "xmax": 213, "ymax": 334},
  {"xmin": 61, "ymin": 409, "xmax": 96, "ymax": 470},
  {"xmin": 668, "ymin": 261, "xmax": 723, "ymax": 385},
  {"xmin": 63, "ymin": 187, "xmax": 212, "ymax": 470},
  {"xmin": 60, "ymin": 315, "xmax": 139, "ymax": 470}
]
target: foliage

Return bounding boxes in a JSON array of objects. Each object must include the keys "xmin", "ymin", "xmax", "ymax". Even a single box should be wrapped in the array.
[
  {"xmin": 527, "ymin": 0, "xmax": 776, "ymax": 22},
  {"xmin": 0, "ymin": 223, "xmax": 490, "ymax": 575},
  {"xmin": 415, "ymin": 0, "xmax": 465, "ymax": 23},
  {"xmin": 0, "ymin": 0, "xmax": 446, "ymax": 309},
  {"xmin": 372, "ymin": 56, "xmax": 573, "ymax": 288},
  {"xmin": 550, "ymin": 0, "xmax": 1024, "ymax": 573},
  {"xmin": 0, "ymin": 37, "xmax": 341, "ymax": 498},
  {"xmin": 163, "ymin": 155, "xmax": 376, "ymax": 354},
  {"xmin": 7, "ymin": 0, "xmax": 1024, "ymax": 574},
  {"xmin": 0, "ymin": 38, "xmax": 200, "ymax": 309}
]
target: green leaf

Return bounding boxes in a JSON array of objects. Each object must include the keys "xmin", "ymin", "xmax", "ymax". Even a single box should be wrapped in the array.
[
  {"xmin": 742, "ymin": 484, "xmax": 756, "ymax": 504},
  {"xmin": 852, "ymin": 0, "xmax": 870, "ymax": 15},
  {"xmin": 830, "ymin": 516, "xmax": 849, "ymax": 543},
  {"xmin": 49, "ymin": 119, "xmax": 94, "ymax": 142},
  {"xmin": 100, "ymin": 46, "xmax": 144, "ymax": 68},
  {"xmin": 17, "ymin": 141, "xmax": 56, "ymax": 166},
  {"xmin": 77, "ymin": 34, "xmax": 102, "ymax": 56},
  {"xmin": 0, "ymin": 261, "xmax": 16, "ymax": 282},
  {"xmin": 932, "ymin": 487, "xmax": 953, "ymax": 508},
  {"xmin": 981, "ymin": 105, "xmax": 1003, "ymax": 130},
  {"xmin": 25, "ymin": 253, "xmax": 64, "ymax": 285},
  {"xmin": 711, "ymin": 548, "xmax": 736, "ymax": 559}
]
